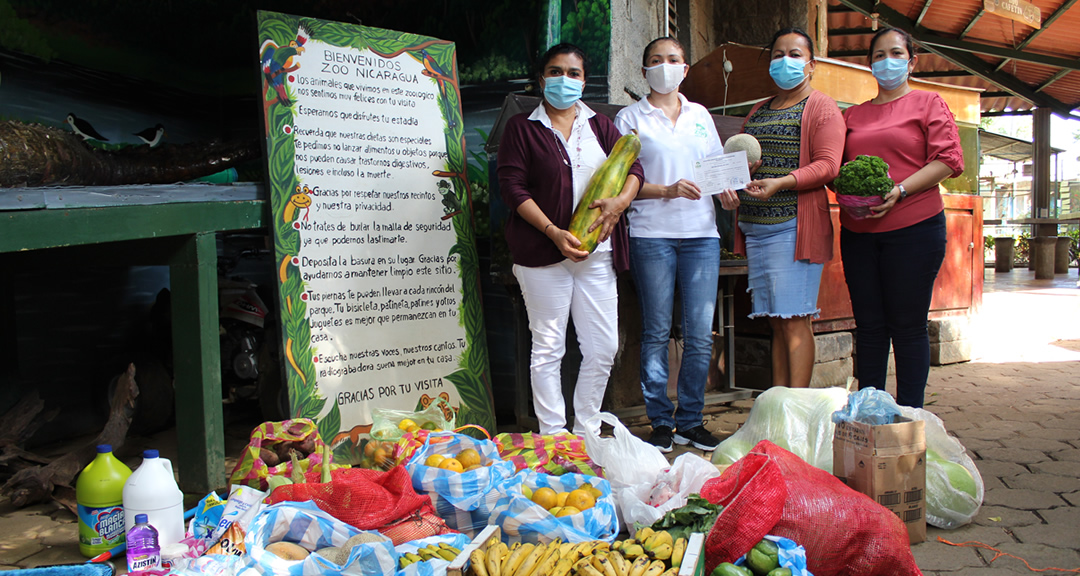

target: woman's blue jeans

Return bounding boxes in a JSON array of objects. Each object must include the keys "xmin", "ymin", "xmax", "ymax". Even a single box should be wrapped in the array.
[
  {"xmin": 840, "ymin": 211, "xmax": 947, "ymax": 408},
  {"xmin": 629, "ymin": 237, "xmax": 720, "ymax": 430}
]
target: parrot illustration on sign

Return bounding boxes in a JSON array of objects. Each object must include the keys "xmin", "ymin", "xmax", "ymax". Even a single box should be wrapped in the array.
[{"xmin": 260, "ymin": 27, "xmax": 310, "ymax": 107}]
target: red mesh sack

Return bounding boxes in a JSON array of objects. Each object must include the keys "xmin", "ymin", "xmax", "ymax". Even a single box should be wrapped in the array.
[
  {"xmin": 264, "ymin": 465, "xmax": 456, "ymax": 545},
  {"xmin": 701, "ymin": 440, "xmax": 921, "ymax": 576}
]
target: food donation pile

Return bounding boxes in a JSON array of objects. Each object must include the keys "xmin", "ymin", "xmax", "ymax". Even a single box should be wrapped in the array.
[{"xmin": 92, "ymin": 389, "xmax": 982, "ymax": 576}]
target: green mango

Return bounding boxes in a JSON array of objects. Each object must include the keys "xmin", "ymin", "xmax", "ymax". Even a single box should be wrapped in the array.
[
  {"xmin": 712, "ymin": 563, "xmax": 752, "ymax": 576},
  {"xmin": 745, "ymin": 539, "xmax": 780, "ymax": 576},
  {"xmin": 766, "ymin": 569, "xmax": 792, "ymax": 576}
]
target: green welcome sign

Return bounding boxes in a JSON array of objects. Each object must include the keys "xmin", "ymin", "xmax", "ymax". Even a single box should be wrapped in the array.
[{"xmin": 257, "ymin": 11, "xmax": 495, "ymax": 463}]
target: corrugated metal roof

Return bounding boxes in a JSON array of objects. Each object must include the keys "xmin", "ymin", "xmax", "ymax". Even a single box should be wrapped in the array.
[{"xmin": 827, "ymin": 0, "xmax": 1080, "ymax": 116}]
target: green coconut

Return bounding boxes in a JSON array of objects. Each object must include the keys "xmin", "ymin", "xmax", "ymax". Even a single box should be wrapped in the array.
[{"xmin": 723, "ymin": 133, "xmax": 762, "ymax": 165}]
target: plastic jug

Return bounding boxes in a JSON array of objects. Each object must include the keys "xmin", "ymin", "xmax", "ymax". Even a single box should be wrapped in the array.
[
  {"xmin": 123, "ymin": 449, "xmax": 185, "ymax": 547},
  {"xmin": 76, "ymin": 444, "xmax": 133, "ymax": 557}
]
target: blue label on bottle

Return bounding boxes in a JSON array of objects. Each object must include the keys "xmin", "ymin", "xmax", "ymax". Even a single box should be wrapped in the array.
[{"xmin": 78, "ymin": 504, "xmax": 125, "ymax": 545}]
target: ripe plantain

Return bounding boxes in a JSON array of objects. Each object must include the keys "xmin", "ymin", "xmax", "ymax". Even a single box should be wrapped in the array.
[
  {"xmin": 503, "ymin": 543, "xmax": 534, "ymax": 576},
  {"xmin": 627, "ymin": 555, "xmax": 651, "ymax": 576},
  {"xmin": 512, "ymin": 542, "xmax": 547, "ymax": 576},
  {"xmin": 670, "ymin": 538, "xmax": 686, "ymax": 569},
  {"xmin": 608, "ymin": 549, "xmax": 630, "ymax": 576},
  {"xmin": 470, "ymin": 548, "xmax": 490, "ymax": 576},
  {"xmin": 635, "ymin": 527, "xmax": 655, "ymax": 543},
  {"xmin": 591, "ymin": 553, "xmax": 619, "ymax": 576},
  {"xmin": 528, "ymin": 544, "xmax": 561, "ymax": 576},
  {"xmin": 486, "ymin": 542, "xmax": 506, "ymax": 576},
  {"xmin": 641, "ymin": 560, "xmax": 667, "ymax": 576},
  {"xmin": 643, "ymin": 531, "xmax": 673, "ymax": 552},
  {"xmin": 550, "ymin": 556, "xmax": 575, "ymax": 576}
]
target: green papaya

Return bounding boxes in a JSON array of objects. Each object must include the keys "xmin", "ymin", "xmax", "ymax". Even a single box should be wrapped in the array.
[{"xmin": 567, "ymin": 131, "xmax": 641, "ymax": 253}]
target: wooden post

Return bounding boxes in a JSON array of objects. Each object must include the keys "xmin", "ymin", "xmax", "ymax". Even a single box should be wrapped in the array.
[
  {"xmin": 169, "ymin": 232, "xmax": 225, "ymax": 493},
  {"xmin": 812, "ymin": 0, "xmax": 828, "ymax": 59},
  {"xmin": 1033, "ymin": 108, "xmax": 1055, "ymax": 237}
]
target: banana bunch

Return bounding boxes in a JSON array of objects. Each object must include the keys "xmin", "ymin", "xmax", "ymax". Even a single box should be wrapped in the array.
[
  {"xmin": 611, "ymin": 528, "xmax": 687, "ymax": 572},
  {"xmin": 399, "ymin": 542, "xmax": 461, "ymax": 568},
  {"xmin": 469, "ymin": 537, "xmax": 669, "ymax": 576}
]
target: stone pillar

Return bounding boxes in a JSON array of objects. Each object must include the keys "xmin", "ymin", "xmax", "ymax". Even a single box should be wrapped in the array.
[
  {"xmin": 1056, "ymin": 236, "xmax": 1073, "ymax": 274},
  {"xmin": 1033, "ymin": 236, "xmax": 1058, "ymax": 280},
  {"xmin": 929, "ymin": 317, "xmax": 971, "ymax": 365},
  {"xmin": 994, "ymin": 237, "xmax": 1015, "ymax": 272}
]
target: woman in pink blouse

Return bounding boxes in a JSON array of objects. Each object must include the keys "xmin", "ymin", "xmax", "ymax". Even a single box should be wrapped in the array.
[{"xmin": 840, "ymin": 27, "xmax": 964, "ymax": 408}]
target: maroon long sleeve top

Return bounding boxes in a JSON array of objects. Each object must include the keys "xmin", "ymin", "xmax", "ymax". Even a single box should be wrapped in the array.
[{"xmin": 497, "ymin": 110, "xmax": 644, "ymax": 273}]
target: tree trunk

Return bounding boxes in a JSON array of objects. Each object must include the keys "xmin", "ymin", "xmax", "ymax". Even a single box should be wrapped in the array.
[
  {"xmin": 1, "ymin": 363, "xmax": 138, "ymax": 508},
  {"xmin": 0, "ymin": 121, "xmax": 260, "ymax": 188}
]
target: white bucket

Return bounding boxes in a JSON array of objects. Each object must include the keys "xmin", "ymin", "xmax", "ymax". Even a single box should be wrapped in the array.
[{"xmin": 123, "ymin": 450, "xmax": 185, "ymax": 547}]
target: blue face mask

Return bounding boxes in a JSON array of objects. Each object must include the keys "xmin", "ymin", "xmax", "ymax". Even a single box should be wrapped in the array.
[
  {"xmin": 769, "ymin": 56, "xmax": 808, "ymax": 90},
  {"xmin": 543, "ymin": 76, "xmax": 584, "ymax": 110},
  {"xmin": 871, "ymin": 58, "xmax": 910, "ymax": 91}
]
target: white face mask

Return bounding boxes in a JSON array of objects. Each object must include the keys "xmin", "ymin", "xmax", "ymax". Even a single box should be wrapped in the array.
[{"xmin": 644, "ymin": 62, "xmax": 687, "ymax": 95}]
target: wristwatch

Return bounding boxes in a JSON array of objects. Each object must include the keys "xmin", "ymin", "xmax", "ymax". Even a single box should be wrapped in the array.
[{"xmin": 897, "ymin": 184, "xmax": 908, "ymax": 201}]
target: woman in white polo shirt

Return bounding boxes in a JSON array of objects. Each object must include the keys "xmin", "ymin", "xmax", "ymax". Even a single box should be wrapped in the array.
[{"xmin": 614, "ymin": 36, "xmax": 739, "ymax": 452}]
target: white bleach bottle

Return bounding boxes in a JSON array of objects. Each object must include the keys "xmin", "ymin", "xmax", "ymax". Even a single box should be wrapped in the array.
[{"xmin": 123, "ymin": 449, "xmax": 185, "ymax": 547}]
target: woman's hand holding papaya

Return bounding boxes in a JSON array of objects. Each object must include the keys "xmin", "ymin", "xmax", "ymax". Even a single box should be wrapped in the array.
[
  {"xmin": 547, "ymin": 225, "xmax": 590, "ymax": 262},
  {"xmin": 586, "ymin": 195, "xmax": 629, "ymax": 243}
]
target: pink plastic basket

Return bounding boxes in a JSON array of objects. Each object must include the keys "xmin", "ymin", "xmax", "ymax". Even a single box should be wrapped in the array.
[{"xmin": 835, "ymin": 193, "xmax": 885, "ymax": 220}]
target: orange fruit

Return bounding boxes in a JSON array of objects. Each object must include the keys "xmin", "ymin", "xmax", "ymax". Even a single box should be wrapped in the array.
[
  {"xmin": 555, "ymin": 506, "xmax": 581, "ymax": 517},
  {"xmin": 424, "ymin": 454, "xmax": 446, "ymax": 468},
  {"xmin": 438, "ymin": 458, "xmax": 464, "ymax": 473},
  {"xmin": 455, "ymin": 448, "xmax": 482, "ymax": 469},
  {"xmin": 373, "ymin": 447, "xmax": 390, "ymax": 468},
  {"xmin": 464, "ymin": 463, "xmax": 483, "ymax": 472},
  {"xmin": 584, "ymin": 484, "xmax": 602, "ymax": 499},
  {"xmin": 531, "ymin": 487, "xmax": 558, "ymax": 510},
  {"xmin": 398, "ymin": 418, "xmax": 418, "ymax": 431},
  {"xmin": 555, "ymin": 491, "xmax": 570, "ymax": 508},
  {"xmin": 566, "ymin": 489, "xmax": 596, "ymax": 511}
]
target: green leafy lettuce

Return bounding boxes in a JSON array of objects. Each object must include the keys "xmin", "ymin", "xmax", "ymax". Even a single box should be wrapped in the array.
[
  {"xmin": 834, "ymin": 154, "xmax": 894, "ymax": 197},
  {"xmin": 647, "ymin": 494, "xmax": 723, "ymax": 541}
]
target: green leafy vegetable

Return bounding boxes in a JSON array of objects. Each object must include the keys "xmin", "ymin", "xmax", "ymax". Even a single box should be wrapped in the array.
[
  {"xmin": 834, "ymin": 155, "xmax": 894, "ymax": 198},
  {"xmin": 648, "ymin": 494, "xmax": 723, "ymax": 541}
]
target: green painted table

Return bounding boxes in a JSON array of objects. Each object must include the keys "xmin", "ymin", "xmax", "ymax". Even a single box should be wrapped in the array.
[{"xmin": 1, "ymin": 184, "xmax": 267, "ymax": 493}]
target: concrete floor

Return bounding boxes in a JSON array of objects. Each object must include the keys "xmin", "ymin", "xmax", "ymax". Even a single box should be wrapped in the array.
[{"xmin": 1, "ymin": 267, "xmax": 1077, "ymax": 574}]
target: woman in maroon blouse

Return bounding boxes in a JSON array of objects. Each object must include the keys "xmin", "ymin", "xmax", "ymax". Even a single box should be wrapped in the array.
[
  {"xmin": 840, "ymin": 28, "xmax": 965, "ymax": 408},
  {"xmin": 497, "ymin": 43, "xmax": 643, "ymax": 435}
]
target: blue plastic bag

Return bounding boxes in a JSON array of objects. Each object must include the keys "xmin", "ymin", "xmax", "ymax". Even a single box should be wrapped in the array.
[
  {"xmin": 406, "ymin": 432, "xmax": 518, "ymax": 537},
  {"xmin": 734, "ymin": 535, "xmax": 813, "ymax": 576},
  {"xmin": 394, "ymin": 534, "xmax": 472, "ymax": 576},
  {"xmin": 243, "ymin": 501, "xmax": 397, "ymax": 576},
  {"xmin": 831, "ymin": 387, "xmax": 902, "ymax": 426},
  {"xmin": 488, "ymin": 470, "xmax": 619, "ymax": 544}
]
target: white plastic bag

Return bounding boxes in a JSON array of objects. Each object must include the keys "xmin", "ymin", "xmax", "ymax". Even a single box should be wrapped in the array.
[
  {"xmin": 618, "ymin": 452, "xmax": 721, "ymax": 528},
  {"xmin": 711, "ymin": 387, "xmax": 850, "ymax": 471},
  {"xmin": 582, "ymin": 412, "xmax": 669, "ymax": 490},
  {"xmin": 243, "ymin": 501, "xmax": 397, "ymax": 576},
  {"xmin": 898, "ymin": 406, "xmax": 984, "ymax": 529}
]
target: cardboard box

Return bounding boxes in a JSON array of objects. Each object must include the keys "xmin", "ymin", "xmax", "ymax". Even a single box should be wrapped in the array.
[
  {"xmin": 833, "ymin": 416, "xmax": 927, "ymax": 544},
  {"xmin": 678, "ymin": 533, "xmax": 706, "ymax": 576}
]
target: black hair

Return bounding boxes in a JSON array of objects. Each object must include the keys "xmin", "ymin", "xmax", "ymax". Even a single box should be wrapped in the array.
[
  {"xmin": 537, "ymin": 43, "xmax": 589, "ymax": 81},
  {"xmin": 641, "ymin": 36, "xmax": 686, "ymax": 67},
  {"xmin": 868, "ymin": 27, "xmax": 916, "ymax": 60},
  {"xmin": 768, "ymin": 27, "xmax": 815, "ymax": 60}
]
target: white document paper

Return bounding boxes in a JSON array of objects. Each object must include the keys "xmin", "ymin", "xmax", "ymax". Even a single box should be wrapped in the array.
[{"xmin": 692, "ymin": 150, "xmax": 752, "ymax": 194}]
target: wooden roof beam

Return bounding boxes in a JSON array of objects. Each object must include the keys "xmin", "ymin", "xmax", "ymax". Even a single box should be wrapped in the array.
[
  {"xmin": 994, "ymin": 0, "xmax": 1080, "ymax": 72},
  {"xmin": 958, "ymin": 10, "xmax": 985, "ymax": 40},
  {"xmin": 835, "ymin": 0, "xmax": 1077, "ymax": 117},
  {"xmin": 915, "ymin": 0, "xmax": 935, "ymax": 28}
]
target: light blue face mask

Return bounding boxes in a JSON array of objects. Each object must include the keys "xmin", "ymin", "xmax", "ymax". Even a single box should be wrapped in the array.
[
  {"xmin": 871, "ymin": 58, "xmax": 910, "ymax": 91},
  {"xmin": 769, "ymin": 56, "xmax": 808, "ymax": 91},
  {"xmin": 543, "ymin": 76, "xmax": 584, "ymax": 110}
]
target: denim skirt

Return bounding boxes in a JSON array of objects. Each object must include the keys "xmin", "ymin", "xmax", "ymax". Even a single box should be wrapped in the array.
[{"xmin": 739, "ymin": 218, "xmax": 823, "ymax": 319}]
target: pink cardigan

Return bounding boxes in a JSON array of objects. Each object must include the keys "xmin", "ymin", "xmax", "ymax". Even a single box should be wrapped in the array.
[{"xmin": 734, "ymin": 90, "xmax": 846, "ymax": 264}]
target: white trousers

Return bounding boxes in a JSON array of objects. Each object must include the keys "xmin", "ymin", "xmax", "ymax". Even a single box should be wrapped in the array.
[{"xmin": 513, "ymin": 252, "xmax": 619, "ymax": 436}]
